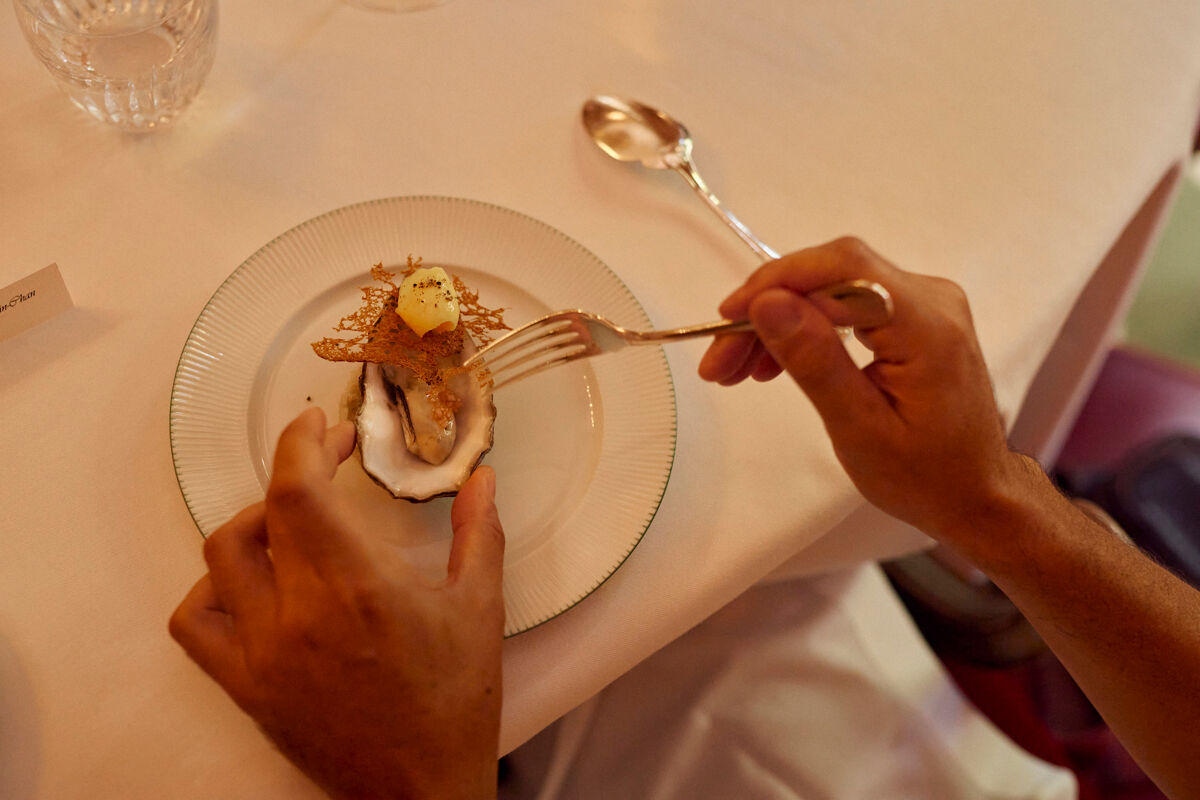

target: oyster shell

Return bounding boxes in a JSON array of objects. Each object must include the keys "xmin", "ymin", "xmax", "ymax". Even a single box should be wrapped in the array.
[{"xmin": 354, "ymin": 338, "xmax": 495, "ymax": 502}]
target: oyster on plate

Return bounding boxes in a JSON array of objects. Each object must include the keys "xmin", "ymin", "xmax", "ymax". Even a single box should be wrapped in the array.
[
  {"xmin": 313, "ymin": 259, "xmax": 507, "ymax": 501},
  {"xmin": 355, "ymin": 341, "xmax": 496, "ymax": 502}
]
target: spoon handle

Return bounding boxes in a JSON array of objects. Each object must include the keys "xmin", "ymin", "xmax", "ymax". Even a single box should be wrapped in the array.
[
  {"xmin": 668, "ymin": 155, "xmax": 893, "ymax": 330},
  {"xmin": 669, "ymin": 157, "xmax": 781, "ymax": 260}
]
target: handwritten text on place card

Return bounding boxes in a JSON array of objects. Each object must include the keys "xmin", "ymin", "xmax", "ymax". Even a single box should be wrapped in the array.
[{"xmin": 0, "ymin": 264, "xmax": 75, "ymax": 343}]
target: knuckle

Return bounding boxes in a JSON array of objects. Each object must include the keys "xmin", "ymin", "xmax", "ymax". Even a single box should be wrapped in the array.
[
  {"xmin": 931, "ymin": 279, "xmax": 975, "ymax": 331},
  {"xmin": 269, "ymin": 630, "xmax": 321, "ymax": 676},
  {"xmin": 275, "ymin": 608, "xmax": 315, "ymax": 649},
  {"xmin": 904, "ymin": 274, "xmax": 972, "ymax": 332},
  {"xmin": 201, "ymin": 530, "xmax": 224, "ymax": 568},
  {"xmin": 167, "ymin": 606, "xmax": 189, "ymax": 644},
  {"xmin": 341, "ymin": 576, "xmax": 389, "ymax": 628},
  {"xmin": 932, "ymin": 275, "xmax": 969, "ymax": 306},
  {"xmin": 829, "ymin": 235, "xmax": 873, "ymax": 264}
]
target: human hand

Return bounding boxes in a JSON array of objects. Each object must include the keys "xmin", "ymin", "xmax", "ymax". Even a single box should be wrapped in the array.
[
  {"xmin": 699, "ymin": 237, "xmax": 1029, "ymax": 539},
  {"xmin": 170, "ymin": 407, "xmax": 505, "ymax": 800}
]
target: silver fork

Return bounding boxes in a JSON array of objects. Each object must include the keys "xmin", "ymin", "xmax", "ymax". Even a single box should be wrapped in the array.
[
  {"xmin": 464, "ymin": 278, "xmax": 893, "ymax": 391},
  {"xmin": 464, "ymin": 312, "xmax": 753, "ymax": 391}
]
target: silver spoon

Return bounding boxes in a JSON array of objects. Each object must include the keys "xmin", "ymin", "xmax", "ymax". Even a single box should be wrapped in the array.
[{"xmin": 582, "ymin": 95, "xmax": 893, "ymax": 329}]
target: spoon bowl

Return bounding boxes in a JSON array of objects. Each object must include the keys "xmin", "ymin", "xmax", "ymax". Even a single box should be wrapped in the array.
[{"xmin": 581, "ymin": 95, "xmax": 692, "ymax": 170}]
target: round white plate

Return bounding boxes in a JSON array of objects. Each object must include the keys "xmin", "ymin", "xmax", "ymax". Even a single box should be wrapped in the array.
[{"xmin": 170, "ymin": 196, "xmax": 676, "ymax": 636}]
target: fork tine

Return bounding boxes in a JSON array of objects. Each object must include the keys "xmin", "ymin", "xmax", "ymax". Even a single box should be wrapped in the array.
[
  {"xmin": 475, "ymin": 322, "xmax": 576, "ymax": 368},
  {"xmin": 464, "ymin": 316, "xmax": 574, "ymax": 368},
  {"xmin": 464, "ymin": 313, "xmax": 593, "ymax": 391},
  {"xmin": 482, "ymin": 346, "xmax": 590, "ymax": 392},
  {"xmin": 482, "ymin": 329, "xmax": 585, "ymax": 375}
]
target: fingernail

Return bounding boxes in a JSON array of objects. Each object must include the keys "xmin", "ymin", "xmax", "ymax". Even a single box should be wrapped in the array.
[{"xmin": 751, "ymin": 291, "xmax": 806, "ymax": 339}]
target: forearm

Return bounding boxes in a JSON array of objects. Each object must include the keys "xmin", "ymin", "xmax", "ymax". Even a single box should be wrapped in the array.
[{"xmin": 935, "ymin": 455, "xmax": 1200, "ymax": 800}]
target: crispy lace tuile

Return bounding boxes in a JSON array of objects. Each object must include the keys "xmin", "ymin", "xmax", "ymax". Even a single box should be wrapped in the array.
[{"xmin": 311, "ymin": 258, "xmax": 509, "ymax": 418}]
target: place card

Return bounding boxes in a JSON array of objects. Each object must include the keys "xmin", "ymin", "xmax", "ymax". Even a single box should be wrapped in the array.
[{"xmin": 0, "ymin": 263, "xmax": 74, "ymax": 342}]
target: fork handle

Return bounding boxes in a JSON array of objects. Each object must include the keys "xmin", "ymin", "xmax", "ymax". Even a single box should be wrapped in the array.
[
  {"xmin": 631, "ymin": 278, "xmax": 893, "ymax": 344},
  {"xmin": 631, "ymin": 318, "xmax": 755, "ymax": 344}
]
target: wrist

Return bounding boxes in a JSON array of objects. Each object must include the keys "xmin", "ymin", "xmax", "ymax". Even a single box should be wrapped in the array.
[{"xmin": 928, "ymin": 451, "xmax": 1067, "ymax": 573}]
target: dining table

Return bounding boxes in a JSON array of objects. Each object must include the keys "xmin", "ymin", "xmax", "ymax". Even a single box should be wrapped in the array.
[{"xmin": 3, "ymin": 1, "xmax": 1199, "ymax": 797}]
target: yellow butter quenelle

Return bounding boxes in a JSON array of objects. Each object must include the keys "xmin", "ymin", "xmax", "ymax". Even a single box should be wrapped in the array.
[{"xmin": 396, "ymin": 266, "xmax": 460, "ymax": 337}]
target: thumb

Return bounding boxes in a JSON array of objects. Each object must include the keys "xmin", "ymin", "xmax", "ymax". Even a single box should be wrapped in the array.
[
  {"xmin": 749, "ymin": 289, "xmax": 886, "ymax": 433},
  {"xmin": 447, "ymin": 466, "xmax": 506, "ymax": 596},
  {"xmin": 327, "ymin": 420, "xmax": 358, "ymax": 466}
]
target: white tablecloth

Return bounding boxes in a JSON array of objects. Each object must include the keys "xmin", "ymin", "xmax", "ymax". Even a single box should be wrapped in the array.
[
  {"xmin": 501, "ymin": 565, "xmax": 1075, "ymax": 800},
  {"xmin": 2, "ymin": 2, "xmax": 1198, "ymax": 797}
]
